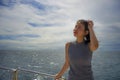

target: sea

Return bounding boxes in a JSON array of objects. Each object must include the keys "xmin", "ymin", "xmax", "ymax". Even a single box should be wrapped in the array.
[{"xmin": 0, "ymin": 49, "xmax": 120, "ymax": 80}]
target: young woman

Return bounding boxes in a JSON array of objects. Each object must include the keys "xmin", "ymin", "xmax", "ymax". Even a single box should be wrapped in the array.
[{"xmin": 54, "ymin": 19, "xmax": 99, "ymax": 80}]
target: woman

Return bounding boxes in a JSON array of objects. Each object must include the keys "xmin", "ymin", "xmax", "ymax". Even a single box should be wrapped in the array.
[{"xmin": 55, "ymin": 19, "xmax": 99, "ymax": 80}]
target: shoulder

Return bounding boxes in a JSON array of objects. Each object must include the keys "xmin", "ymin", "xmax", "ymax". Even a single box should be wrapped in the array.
[
  {"xmin": 65, "ymin": 41, "xmax": 76, "ymax": 48},
  {"xmin": 65, "ymin": 41, "xmax": 73, "ymax": 48},
  {"xmin": 65, "ymin": 42, "xmax": 71, "ymax": 48}
]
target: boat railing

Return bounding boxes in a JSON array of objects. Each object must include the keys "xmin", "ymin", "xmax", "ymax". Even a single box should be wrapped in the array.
[{"xmin": 0, "ymin": 66, "xmax": 66, "ymax": 80}]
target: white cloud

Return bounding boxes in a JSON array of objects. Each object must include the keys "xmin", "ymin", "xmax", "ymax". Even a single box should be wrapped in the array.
[{"xmin": 0, "ymin": 0, "xmax": 120, "ymax": 50}]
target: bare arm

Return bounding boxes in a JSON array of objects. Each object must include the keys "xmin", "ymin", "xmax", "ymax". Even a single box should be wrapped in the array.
[
  {"xmin": 55, "ymin": 42, "xmax": 70, "ymax": 79},
  {"xmin": 88, "ymin": 20, "xmax": 99, "ymax": 51}
]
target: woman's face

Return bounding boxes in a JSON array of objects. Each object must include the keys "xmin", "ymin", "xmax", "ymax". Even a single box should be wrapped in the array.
[{"xmin": 73, "ymin": 22, "xmax": 87, "ymax": 37}]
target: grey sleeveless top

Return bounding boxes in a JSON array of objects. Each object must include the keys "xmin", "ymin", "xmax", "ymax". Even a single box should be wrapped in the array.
[{"xmin": 68, "ymin": 41, "xmax": 94, "ymax": 80}]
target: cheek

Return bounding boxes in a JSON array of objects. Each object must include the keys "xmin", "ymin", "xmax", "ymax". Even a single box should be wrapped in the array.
[{"xmin": 78, "ymin": 30, "xmax": 84, "ymax": 35}]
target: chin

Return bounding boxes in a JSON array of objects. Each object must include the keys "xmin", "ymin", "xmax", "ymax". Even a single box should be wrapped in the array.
[{"xmin": 73, "ymin": 34, "xmax": 77, "ymax": 37}]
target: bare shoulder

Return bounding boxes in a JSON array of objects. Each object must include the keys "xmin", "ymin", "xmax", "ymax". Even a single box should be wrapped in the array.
[{"xmin": 65, "ymin": 42, "xmax": 71, "ymax": 48}]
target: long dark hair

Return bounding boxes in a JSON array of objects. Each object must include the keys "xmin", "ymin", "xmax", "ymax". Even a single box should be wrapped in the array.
[{"xmin": 77, "ymin": 19, "xmax": 90, "ymax": 44}]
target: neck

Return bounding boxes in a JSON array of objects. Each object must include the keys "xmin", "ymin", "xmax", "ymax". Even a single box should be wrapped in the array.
[{"xmin": 76, "ymin": 36, "xmax": 84, "ymax": 43}]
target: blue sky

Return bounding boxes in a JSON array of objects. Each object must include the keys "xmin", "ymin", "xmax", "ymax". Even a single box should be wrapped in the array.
[{"xmin": 0, "ymin": 0, "xmax": 120, "ymax": 51}]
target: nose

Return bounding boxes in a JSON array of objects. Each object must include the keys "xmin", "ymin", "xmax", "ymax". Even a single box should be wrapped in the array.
[{"xmin": 73, "ymin": 28, "xmax": 77, "ymax": 32}]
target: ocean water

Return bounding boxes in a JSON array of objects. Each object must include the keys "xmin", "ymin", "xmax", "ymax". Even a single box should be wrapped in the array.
[{"xmin": 0, "ymin": 49, "xmax": 120, "ymax": 80}]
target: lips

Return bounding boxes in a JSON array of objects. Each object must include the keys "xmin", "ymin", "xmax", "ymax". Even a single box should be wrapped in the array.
[{"xmin": 74, "ymin": 31, "xmax": 77, "ymax": 34}]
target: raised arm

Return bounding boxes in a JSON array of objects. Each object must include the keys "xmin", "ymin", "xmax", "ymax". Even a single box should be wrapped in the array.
[
  {"xmin": 88, "ymin": 20, "xmax": 99, "ymax": 51},
  {"xmin": 54, "ymin": 42, "xmax": 70, "ymax": 79}
]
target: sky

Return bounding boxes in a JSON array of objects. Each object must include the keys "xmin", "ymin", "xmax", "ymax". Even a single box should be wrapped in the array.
[{"xmin": 0, "ymin": 0, "xmax": 120, "ymax": 51}]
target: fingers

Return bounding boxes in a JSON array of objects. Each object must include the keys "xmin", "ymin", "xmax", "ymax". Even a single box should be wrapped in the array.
[
  {"xmin": 54, "ymin": 74, "xmax": 61, "ymax": 80},
  {"xmin": 54, "ymin": 78, "xmax": 60, "ymax": 80},
  {"xmin": 87, "ymin": 20, "xmax": 94, "ymax": 26}
]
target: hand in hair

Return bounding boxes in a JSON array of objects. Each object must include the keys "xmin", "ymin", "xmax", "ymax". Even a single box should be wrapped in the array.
[{"xmin": 88, "ymin": 20, "xmax": 94, "ymax": 29}]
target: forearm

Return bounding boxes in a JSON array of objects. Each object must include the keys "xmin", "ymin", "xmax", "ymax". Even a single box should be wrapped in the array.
[
  {"xmin": 89, "ymin": 28, "xmax": 99, "ymax": 48},
  {"xmin": 57, "ymin": 62, "xmax": 69, "ymax": 76}
]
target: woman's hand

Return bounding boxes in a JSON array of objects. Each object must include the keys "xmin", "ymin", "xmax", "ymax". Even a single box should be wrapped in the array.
[
  {"xmin": 87, "ymin": 20, "xmax": 94, "ymax": 29},
  {"xmin": 54, "ymin": 73, "xmax": 62, "ymax": 80}
]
